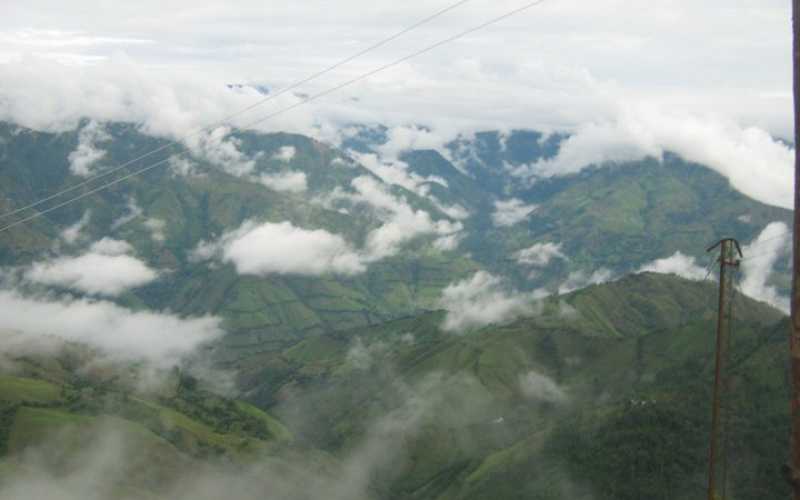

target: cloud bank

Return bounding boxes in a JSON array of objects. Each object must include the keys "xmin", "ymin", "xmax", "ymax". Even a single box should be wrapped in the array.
[
  {"xmin": 0, "ymin": 290, "xmax": 222, "ymax": 367},
  {"xmin": 439, "ymin": 271, "xmax": 543, "ymax": 333},
  {"xmin": 257, "ymin": 171, "xmax": 308, "ymax": 193},
  {"xmin": 68, "ymin": 120, "xmax": 108, "ymax": 177},
  {"xmin": 638, "ymin": 251, "xmax": 707, "ymax": 281},
  {"xmin": 194, "ymin": 220, "xmax": 366, "ymax": 277},
  {"xmin": 741, "ymin": 222, "xmax": 791, "ymax": 313},
  {"xmin": 515, "ymin": 242, "xmax": 567, "ymax": 267},
  {"xmin": 492, "ymin": 199, "xmax": 538, "ymax": 227},
  {"xmin": 558, "ymin": 268, "xmax": 613, "ymax": 295},
  {"xmin": 60, "ymin": 210, "xmax": 91, "ymax": 244},
  {"xmin": 519, "ymin": 370, "xmax": 568, "ymax": 403},
  {"xmin": 0, "ymin": 6, "xmax": 793, "ymax": 211},
  {"xmin": 511, "ymin": 104, "xmax": 794, "ymax": 209},
  {"xmin": 25, "ymin": 238, "xmax": 158, "ymax": 296}
]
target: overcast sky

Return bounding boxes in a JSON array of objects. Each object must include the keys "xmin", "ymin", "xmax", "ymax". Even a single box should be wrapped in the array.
[
  {"xmin": 0, "ymin": 0, "xmax": 795, "ymax": 209},
  {"xmin": 0, "ymin": 0, "xmax": 791, "ymax": 131},
  {"xmin": 0, "ymin": 0, "xmax": 794, "ymax": 357}
]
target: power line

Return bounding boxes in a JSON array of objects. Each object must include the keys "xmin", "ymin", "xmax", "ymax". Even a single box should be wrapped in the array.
[
  {"xmin": 236, "ymin": 0, "xmax": 548, "ymax": 131},
  {"xmin": 0, "ymin": 0, "xmax": 473, "ymax": 222},
  {"xmin": 0, "ymin": 0, "xmax": 548, "ymax": 235},
  {"xmin": 741, "ymin": 246, "xmax": 792, "ymax": 264},
  {"xmin": 740, "ymin": 231, "xmax": 793, "ymax": 262}
]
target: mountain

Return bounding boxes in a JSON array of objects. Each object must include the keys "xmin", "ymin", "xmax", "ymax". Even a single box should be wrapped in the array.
[
  {"xmin": 0, "ymin": 122, "xmax": 479, "ymax": 358},
  {"xmin": 347, "ymin": 126, "xmax": 792, "ymax": 291},
  {"xmin": 0, "ymin": 120, "xmax": 793, "ymax": 499},
  {"xmin": 241, "ymin": 273, "xmax": 788, "ymax": 500},
  {"xmin": 0, "ymin": 273, "xmax": 788, "ymax": 499},
  {"xmin": 0, "ymin": 331, "xmax": 311, "ymax": 498}
]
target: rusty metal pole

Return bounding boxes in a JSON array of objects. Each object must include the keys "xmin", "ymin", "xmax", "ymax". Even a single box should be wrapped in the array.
[
  {"xmin": 790, "ymin": 1, "xmax": 800, "ymax": 497},
  {"xmin": 707, "ymin": 239, "xmax": 741, "ymax": 500}
]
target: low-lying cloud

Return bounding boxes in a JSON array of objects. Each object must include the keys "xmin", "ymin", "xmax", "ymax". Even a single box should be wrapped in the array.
[
  {"xmin": 510, "ymin": 104, "xmax": 794, "ymax": 210},
  {"xmin": 439, "ymin": 271, "xmax": 544, "ymax": 333},
  {"xmin": 325, "ymin": 175, "xmax": 463, "ymax": 260},
  {"xmin": 558, "ymin": 268, "xmax": 613, "ymax": 295},
  {"xmin": 257, "ymin": 171, "xmax": 308, "ymax": 193},
  {"xmin": 193, "ymin": 220, "xmax": 366, "ymax": 277},
  {"xmin": 25, "ymin": 238, "xmax": 158, "ymax": 296},
  {"xmin": 68, "ymin": 120, "xmax": 108, "ymax": 177},
  {"xmin": 186, "ymin": 126, "xmax": 256, "ymax": 177},
  {"xmin": 272, "ymin": 145, "xmax": 296, "ymax": 162},
  {"xmin": 0, "ymin": 289, "xmax": 222, "ymax": 368},
  {"xmin": 60, "ymin": 210, "xmax": 91, "ymax": 244},
  {"xmin": 519, "ymin": 370, "xmax": 568, "ymax": 403},
  {"xmin": 638, "ymin": 251, "xmax": 707, "ymax": 281},
  {"xmin": 515, "ymin": 242, "xmax": 567, "ymax": 267},
  {"xmin": 741, "ymin": 222, "xmax": 791, "ymax": 313},
  {"xmin": 492, "ymin": 198, "xmax": 537, "ymax": 227}
]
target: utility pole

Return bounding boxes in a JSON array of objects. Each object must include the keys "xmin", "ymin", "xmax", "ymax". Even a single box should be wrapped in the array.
[
  {"xmin": 791, "ymin": 0, "xmax": 800, "ymax": 498},
  {"xmin": 706, "ymin": 238, "xmax": 741, "ymax": 500}
]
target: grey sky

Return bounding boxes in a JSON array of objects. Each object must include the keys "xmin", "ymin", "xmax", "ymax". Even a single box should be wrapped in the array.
[
  {"xmin": 0, "ymin": 1, "xmax": 794, "ymax": 209},
  {"xmin": 1, "ymin": 1, "xmax": 791, "ymax": 130}
]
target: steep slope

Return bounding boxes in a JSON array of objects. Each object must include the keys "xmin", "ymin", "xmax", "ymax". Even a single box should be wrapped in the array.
[
  {"xmin": 242, "ymin": 273, "xmax": 787, "ymax": 500},
  {"xmin": 0, "ymin": 333, "xmax": 304, "ymax": 498},
  {"xmin": 0, "ymin": 122, "xmax": 478, "ymax": 362},
  {"xmin": 0, "ymin": 272, "xmax": 788, "ymax": 499},
  {"xmin": 343, "ymin": 125, "xmax": 792, "ymax": 295}
]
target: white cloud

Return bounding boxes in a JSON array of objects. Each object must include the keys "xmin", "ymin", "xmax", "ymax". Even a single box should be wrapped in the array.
[
  {"xmin": 433, "ymin": 233, "xmax": 463, "ymax": 252},
  {"xmin": 186, "ymin": 126, "xmax": 255, "ymax": 177},
  {"xmin": 638, "ymin": 251, "xmax": 707, "ymax": 281},
  {"xmin": 257, "ymin": 171, "xmax": 307, "ymax": 193},
  {"xmin": 90, "ymin": 237, "xmax": 132, "ymax": 256},
  {"xmin": 492, "ymin": 198, "xmax": 537, "ymax": 227},
  {"xmin": 322, "ymin": 176, "xmax": 462, "ymax": 261},
  {"xmin": 519, "ymin": 371, "xmax": 567, "ymax": 403},
  {"xmin": 351, "ymin": 177, "xmax": 462, "ymax": 260},
  {"xmin": 0, "ymin": 1, "xmax": 792, "ymax": 211},
  {"xmin": 0, "ymin": 289, "xmax": 222, "ymax": 368},
  {"xmin": 168, "ymin": 155, "xmax": 202, "ymax": 177},
  {"xmin": 194, "ymin": 220, "xmax": 366, "ymax": 277},
  {"xmin": 25, "ymin": 238, "xmax": 158, "ymax": 296},
  {"xmin": 60, "ymin": 210, "xmax": 91, "ymax": 244},
  {"xmin": 110, "ymin": 196, "xmax": 143, "ymax": 230},
  {"xmin": 741, "ymin": 222, "xmax": 791, "ymax": 313},
  {"xmin": 511, "ymin": 104, "xmax": 794, "ymax": 209},
  {"xmin": 431, "ymin": 198, "xmax": 470, "ymax": 220},
  {"xmin": 349, "ymin": 152, "xmax": 444, "ymax": 200},
  {"xmin": 345, "ymin": 337, "xmax": 388, "ymax": 371},
  {"xmin": 439, "ymin": 271, "xmax": 541, "ymax": 333},
  {"xmin": 143, "ymin": 218, "xmax": 166, "ymax": 242},
  {"xmin": 68, "ymin": 120, "xmax": 108, "ymax": 177},
  {"xmin": 558, "ymin": 268, "xmax": 613, "ymax": 295},
  {"xmin": 375, "ymin": 124, "xmax": 452, "ymax": 160},
  {"xmin": 515, "ymin": 242, "xmax": 567, "ymax": 267},
  {"xmin": 273, "ymin": 145, "xmax": 296, "ymax": 162}
]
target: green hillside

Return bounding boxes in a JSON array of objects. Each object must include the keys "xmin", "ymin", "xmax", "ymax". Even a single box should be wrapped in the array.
[
  {"xmin": 0, "ymin": 273, "xmax": 789, "ymax": 499},
  {"xmin": 0, "ymin": 121, "xmax": 794, "ymax": 499},
  {"xmin": 212, "ymin": 273, "xmax": 785, "ymax": 500},
  {"xmin": 0, "ymin": 334, "xmax": 307, "ymax": 497}
]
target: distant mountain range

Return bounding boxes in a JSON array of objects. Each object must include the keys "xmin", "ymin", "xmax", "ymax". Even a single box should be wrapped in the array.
[{"xmin": 0, "ymin": 120, "xmax": 793, "ymax": 499}]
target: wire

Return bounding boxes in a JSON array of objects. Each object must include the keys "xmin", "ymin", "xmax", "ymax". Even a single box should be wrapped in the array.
[
  {"xmin": 236, "ymin": 0, "xmax": 548, "ymax": 131},
  {"xmin": 739, "ymin": 230, "xmax": 793, "ymax": 262},
  {"xmin": 0, "ymin": 157, "xmax": 173, "ymax": 233},
  {"xmin": 740, "ymin": 247, "xmax": 790, "ymax": 264},
  {"xmin": 703, "ymin": 253, "xmax": 719, "ymax": 281},
  {"xmin": 0, "ymin": 0, "xmax": 473, "ymax": 221},
  {"xmin": 0, "ymin": 0, "xmax": 548, "ymax": 235}
]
